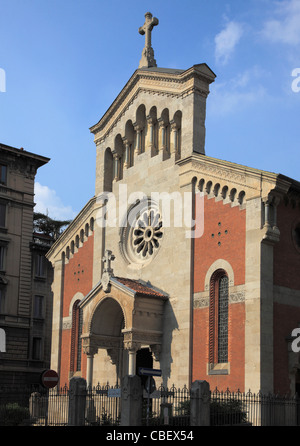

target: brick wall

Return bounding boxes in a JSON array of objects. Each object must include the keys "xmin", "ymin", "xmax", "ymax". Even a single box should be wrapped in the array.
[
  {"xmin": 59, "ymin": 234, "xmax": 94, "ymax": 385},
  {"xmin": 273, "ymin": 201, "xmax": 300, "ymax": 289},
  {"xmin": 193, "ymin": 196, "xmax": 246, "ymax": 391},
  {"xmin": 273, "ymin": 201, "xmax": 300, "ymax": 394}
]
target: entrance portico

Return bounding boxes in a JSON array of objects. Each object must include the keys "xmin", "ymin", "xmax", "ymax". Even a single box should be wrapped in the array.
[{"xmin": 79, "ymin": 253, "xmax": 167, "ymax": 387}]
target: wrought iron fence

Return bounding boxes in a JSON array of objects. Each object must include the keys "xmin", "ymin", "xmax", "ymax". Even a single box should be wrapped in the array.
[
  {"xmin": 1, "ymin": 381, "xmax": 300, "ymax": 426},
  {"xmin": 85, "ymin": 383, "xmax": 121, "ymax": 426},
  {"xmin": 0, "ymin": 382, "xmax": 121, "ymax": 426},
  {"xmin": 210, "ymin": 388, "xmax": 300, "ymax": 426},
  {"xmin": 0, "ymin": 385, "xmax": 69, "ymax": 426},
  {"xmin": 142, "ymin": 384, "xmax": 190, "ymax": 426}
]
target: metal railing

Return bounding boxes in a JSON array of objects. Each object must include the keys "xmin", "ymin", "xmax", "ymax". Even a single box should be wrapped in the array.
[
  {"xmin": 142, "ymin": 384, "xmax": 190, "ymax": 426},
  {"xmin": 1, "ymin": 382, "xmax": 300, "ymax": 426},
  {"xmin": 210, "ymin": 388, "xmax": 300, "ymax": 426},
  {"xmin": 85, "ymin": 383, "xmax": 121, "ymax": 426}
]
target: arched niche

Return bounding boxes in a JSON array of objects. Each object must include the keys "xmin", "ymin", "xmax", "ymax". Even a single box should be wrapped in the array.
[
  {"xmin": 114, "ymin": 134, "xmax": 125, "ymax": 180},
  {"xmin": 124, "ymin": 120, "xmax": 135, "ymax": 168},
  {"xmin": 148, "ymin": 106, "xmax": 159, "ymax": 156},
  {"xmin": 172, "ymin": 110, "xmax": 182, "ymax": 160},
  {"xmin": 91, "ymin": 297, "xmax": 125, "ymax": 338},
  {"xmin": 160, "ymin": 108, "xmax": 170, "ymax": 160},
  {"xmin": 104, "ymin": 147, "xmax": 113, "ymax": 192},
  {"xmin": 135, "ymin": 104, "xmax": 147, "ymax": 154}
]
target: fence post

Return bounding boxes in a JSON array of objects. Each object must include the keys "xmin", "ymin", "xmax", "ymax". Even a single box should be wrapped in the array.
[
  {"xmin": 190, "ymin": 380, "xmax": 210, "ymax": 426},
  {"xmin": 29, "ymin": 392, "xmax": 41, "ymax": 419},
  {"xmin": 68, "ymin": 377, "xmax": 87, "ymax": 426},
  {"xmin": 120, "ymin": 375, "xmax": 143, "ymax": 426}
]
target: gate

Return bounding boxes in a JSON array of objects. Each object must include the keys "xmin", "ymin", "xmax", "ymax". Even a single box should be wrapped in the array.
[
  {"xmin": 142, "ymin": 384, "xmax": 190, "ymax": 426},
  {"xmin": 85, "ymin": 383, "xmax": 121, "ymax": 426}
]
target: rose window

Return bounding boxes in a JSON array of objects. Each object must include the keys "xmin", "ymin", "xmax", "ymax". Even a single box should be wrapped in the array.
[
  {"xmin": 120, "ymin": 200, "xmax": 164, "ymax": 267},
  {"xmin": 132, "ymin": 209, "xmax": 163, "ymax": 258}
]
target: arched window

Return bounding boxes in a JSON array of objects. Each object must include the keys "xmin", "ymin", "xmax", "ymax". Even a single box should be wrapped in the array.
[
  {"xmin": 209, "ymin": 270, "xmax": 229, "ymax": 364},
  {"xmin": 70, "ymin": 300, "xmax": 83, "ymax": 373}
]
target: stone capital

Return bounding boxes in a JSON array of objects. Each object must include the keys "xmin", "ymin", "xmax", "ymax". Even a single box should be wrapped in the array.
[{"xmin": 82, "ymin": 337, "xmax": 98, "ymax": 356}]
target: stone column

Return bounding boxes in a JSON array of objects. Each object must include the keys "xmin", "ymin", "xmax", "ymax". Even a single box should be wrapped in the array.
[
  {"xmin": 170, "ymin": 121, "xmax": 178, "ymax": 157},
  {"xmin": 50, "ymin": 256, "xmax": 65, "ymax": 381},
  {"xmin": 264, "ymin": 199, "xmax": 271, "ymax": 229},
  {"xmin": 86, "ymin": 354, "xmax": 94, "ymax": 388},
  {"xmin": 134, "ymin": 125, "xmax": 142, "ymax": 155},
  {"xmin": 147, "ymin": 116, "xmax": 155, "ymax": 153},
  {"xmin": 124, "ymin": 338, "xmax": 140, "ymax": 376},
  {"xmin": 120, "ymin": 375, "xmax": 143, "ymax": 426},
  {"xmin": 158, "ymin": 119, "xmax": 166, "ymax": 153},
  {"xmin": 83, "ymin": 340, "xmax": 97, "ymax": 388},
  {"xmin": 128, "ymin": 348, "xmax": 137, "ymax": 376},
  {"xmin": 190, "ymin": 380, "xmax": 210, "ymax": 426},
  {"xmin": 123, "ymin": 138, "xmax": 130, "ymax": 169},
  {"xmin": 68, "ymin": 377, "xmax": 87, "ymax": 426},
  {"xmin": 113, "ymin": 152, "xmax": 119, "ymax": 182}
]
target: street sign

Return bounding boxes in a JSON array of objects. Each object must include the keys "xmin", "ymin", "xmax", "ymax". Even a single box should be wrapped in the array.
[
  {"xmin": 41, "ymin": 369, "xmax": 59, "ymax": 389},
  {"xmin": 138, "ymin": 367, "xmax": 162, "ymax": 377}
]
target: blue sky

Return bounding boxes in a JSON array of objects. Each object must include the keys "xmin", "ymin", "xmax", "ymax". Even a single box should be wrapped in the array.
[{"xmin": 0, "ymin": 0, "xmax": 300, "ymax": 220}]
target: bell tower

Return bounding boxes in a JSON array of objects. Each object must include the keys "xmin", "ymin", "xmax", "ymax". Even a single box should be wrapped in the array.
[{"xmin": 90, "ymin": 12, "xmax": 216, "ymax": 198}]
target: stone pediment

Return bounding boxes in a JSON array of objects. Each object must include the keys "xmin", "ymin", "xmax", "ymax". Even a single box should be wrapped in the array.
[
  {"xmin": 79, "ymin": 274, "xmax": 168, "ymax": 310},
  {"xmin": 89, "ymin": 63, "xmax": 216, "ymax": 146},
  {"xmin": 79, "ymin": 268, "xmax": 168, "ymax": 358}
]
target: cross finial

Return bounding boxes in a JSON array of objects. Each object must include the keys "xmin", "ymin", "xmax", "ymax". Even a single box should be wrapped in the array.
[
  {"xmin": 138, "ymin": 12, "xmax": 159, "ymax": 68},
  {"xmin": 102, "ymin": 249, "xmax": 115, "ymax": 274}
]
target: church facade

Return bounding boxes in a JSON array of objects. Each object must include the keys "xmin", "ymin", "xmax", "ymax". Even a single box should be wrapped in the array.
[{"xmin": 47, "ymin": 13, "xmax": 300, "ymax": 395}]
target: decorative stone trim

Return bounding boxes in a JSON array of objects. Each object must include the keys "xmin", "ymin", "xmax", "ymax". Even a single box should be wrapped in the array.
[
  {"xmin": 207, "ymin": 362, "xmax": 230, "ymax": 375},
  {"xmin": 229, "ymin": 290, "xmax": 245, "ymax": 304},
  {"xmin": 62, "ymin": 317, "xmax": 72, "ymax": 330},
  {"xmin": 193, "ymin": 285, "xmax": 245, "ymax": 309},
  {"xmin": 204, "ymin": 259, "xmax": 234, "ymax": 291}
]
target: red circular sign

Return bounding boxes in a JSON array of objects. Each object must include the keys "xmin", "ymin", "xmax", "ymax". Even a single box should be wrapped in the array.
[{"xmin": 41, "ymin": 369, "xmax": 59, "ymax": 388}]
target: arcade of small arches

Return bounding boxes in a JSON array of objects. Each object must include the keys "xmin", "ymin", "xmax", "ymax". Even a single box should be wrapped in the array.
[
  {"xmin": 103, "ymin": 104, "xmax": 182, "ymax": 183},
  {"xmin": 62, "ymin": 217, "xmax": 95, "ymax": 262},
  {"xmin": 197, "ymin": 177, "xmax": 246, "ymax": 207}
]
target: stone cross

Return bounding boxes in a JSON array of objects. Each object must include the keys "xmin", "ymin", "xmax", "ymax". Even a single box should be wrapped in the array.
[
  {"xmin": 102, "ymin": 249, "xmax": 115, "ymax": 274},
  {"xmin": 138, "ymin": 12, "xmax": 159, "ymax": 68}
]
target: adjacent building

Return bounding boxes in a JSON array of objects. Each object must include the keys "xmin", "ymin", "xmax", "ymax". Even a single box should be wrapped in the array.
[{"xmin": 0, "ymin": 143, "xmax": 53, "ymax": 386}]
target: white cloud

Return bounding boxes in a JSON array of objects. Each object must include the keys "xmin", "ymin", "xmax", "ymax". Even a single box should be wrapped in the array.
[
  {"xmin": 215, "ymin": 21, "xmax": 244, "ymax": 65},
  {"xmin": 261, "ymin": 0, "xmax": 300, "ymax": 44},
  {"xmin": 208, "ymin": 67, "xmax": 267, "ymax": 116},
  {"xmin": 34, "ymin": 182, "xmax": 76, "ymax": 221}
]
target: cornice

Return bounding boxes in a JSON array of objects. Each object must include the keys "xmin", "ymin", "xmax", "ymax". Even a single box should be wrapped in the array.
[
  {"xmin": 177, "ymin": 154, "xmax": 297, "ymax": 200},
  {"xmin": 46, "ymin": 195, "xmax": 96, "ymax": 261},
  {"xmin": 90, "ymin": 64, "xmax": 216, "ymax": 143},
  {"xmin": 178, "ymin": 154, "xmax": 276, "ymax": 184}
]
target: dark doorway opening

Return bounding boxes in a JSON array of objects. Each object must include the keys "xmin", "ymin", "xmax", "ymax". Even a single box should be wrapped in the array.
[{"xmin": 136, "ymin": 348, "xmax": 153, "ymax": 387}]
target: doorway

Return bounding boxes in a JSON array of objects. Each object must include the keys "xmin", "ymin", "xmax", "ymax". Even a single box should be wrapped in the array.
[{"xmin": 136, "ymin": 348, "xmax": 153, "ymax": 387}]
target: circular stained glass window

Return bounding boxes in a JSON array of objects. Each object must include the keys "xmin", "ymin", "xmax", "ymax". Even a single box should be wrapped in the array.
[{"xmin": 120, "ymin": 199, "xmax": 163, "ymax": 268}]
